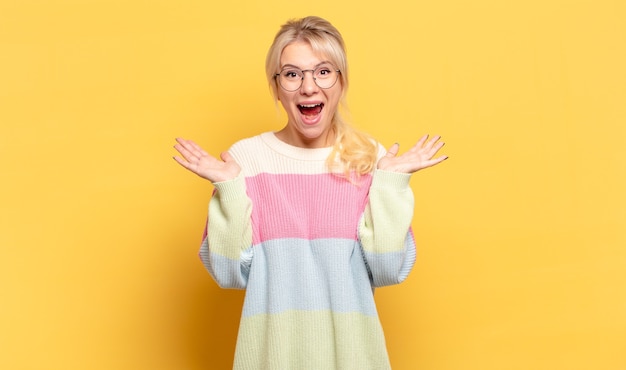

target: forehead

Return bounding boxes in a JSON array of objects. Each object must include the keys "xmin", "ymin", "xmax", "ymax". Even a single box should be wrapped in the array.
[{"xmin": 280, "ymin": 41, "xmax": 329, "ymax": 68}]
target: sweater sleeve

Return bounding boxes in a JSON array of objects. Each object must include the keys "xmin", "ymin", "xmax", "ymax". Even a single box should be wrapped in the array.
[
  {"xmin": 358, "ymin": 169, "xmax": 417, "ymax": 287},
  {"xmin": 198, "ymin": 174, "xmax": 253, "ymax": 289}
]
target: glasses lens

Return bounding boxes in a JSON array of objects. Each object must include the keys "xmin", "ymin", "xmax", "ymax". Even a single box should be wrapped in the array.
[
  {"xmin": 278, "ymin": 69, "xmax": 303, "ymax": 91},
  {"xmin": 313, "ymin": 65, "xmax": 339, "ymax": 89}
]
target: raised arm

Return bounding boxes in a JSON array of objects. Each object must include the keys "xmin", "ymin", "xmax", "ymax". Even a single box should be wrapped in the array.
[
  {"xmin": 359, "ymin": 134, "xmax": 447, "ymax": 287},
  {"xmin": 173, "ymin": 137, "xmax": 252, "ymax": 289}
]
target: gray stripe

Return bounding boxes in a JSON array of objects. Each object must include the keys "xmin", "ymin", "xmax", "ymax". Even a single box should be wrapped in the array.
[
  {"xmin": 364, "ymin": 233, "xmax": 417, "ymax": 287},
  {"xmin": 199, "ymin": 238, "xmax": 250, "ymax": 290},
  {"xmin": 241, "ymin": 238, "xmax": 379, "ymax": 317}
]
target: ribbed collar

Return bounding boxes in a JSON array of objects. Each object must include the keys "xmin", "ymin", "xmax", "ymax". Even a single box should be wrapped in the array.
[{"xmin": 260, "ymin": 132, "xmax": 333, "ymax": 161}]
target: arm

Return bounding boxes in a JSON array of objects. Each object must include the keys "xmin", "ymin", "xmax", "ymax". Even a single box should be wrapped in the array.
[
  {"xmin": 358, "ymin": 170, "xmax": 416, "ymax": 287},
  {"xmin": 173, "ymin": 138, "xmax": 252, "ymax": 289},
  {"xmin": 199, "ymin": 175, "xmax": 253, "ymax": 289},
  {"xmin": 359, "ymin": 134, "xmax": 447, "ymax": 287}
]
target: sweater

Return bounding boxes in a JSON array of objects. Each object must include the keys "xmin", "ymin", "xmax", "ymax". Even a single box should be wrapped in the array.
[{"xmin": 199, "ymin": 132, "xmax": 417, "ymax": 370}]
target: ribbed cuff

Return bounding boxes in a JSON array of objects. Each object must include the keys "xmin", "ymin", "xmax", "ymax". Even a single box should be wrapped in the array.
[
  {"xmin": 370, "ymin": 169, "xmax": 412, "ymax": 190},
  {"xmin": 212, "ymin": 175, "xmax": 247, "ymax": 202}
]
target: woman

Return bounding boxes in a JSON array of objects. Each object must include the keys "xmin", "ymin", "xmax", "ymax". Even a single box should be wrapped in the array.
[{"xmin": 174, "ymin": 16, "xmax": 447, "ymax": 370}]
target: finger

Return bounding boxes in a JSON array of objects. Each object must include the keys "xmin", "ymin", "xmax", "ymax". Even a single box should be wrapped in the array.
[
  {"xmin": 429, "ymin": 154, "xmax": 449, "ymax": 166},
  {"xmin": 416, "ymin": 134, "xmax": 429, "ymax": 148},
  {"xmin": 220, "ymin": 151, "xmax": 234, "ymax": 163},
  {"xmin": 427, "ymin": 140, "xmax": 445, "ymax": 157},
  {"xmin": 176, "ymin": 138, "xmax": 206, "ymax": 158},
  {"xmin": 173, "ymin": 143, "xmax": 191, "ymax": 158},
  {"xmin": 175, "ymin": 138, "xmax": 198, "ymax": 157},
  {"xmin": 423, "ymin": 135, "xmax": 441, "ymax": 151},
  {"xmin": 406, "ymin": 134, "xmax": 429, "ymax": 154},
  {"xmin": 413, "ymin": 155, "xmax": 448, "ymax": 171},
  {"xmin": 173, "ymin": 143, "xmax": 197, "ymax": 162},
  {"xmin": 175, "ymin": 137, "xmax": 194, "ymax": 149},
  {"xmin": 385, "ymin": 143, "xmax": 400, "ymax": 158},
  {"xmin": 173, "ymin": 155, "xmax": 192, "ymax": 170},
  {"xmin": 188, "ymin": 140, "xmax": 209, "ymax": 157}
]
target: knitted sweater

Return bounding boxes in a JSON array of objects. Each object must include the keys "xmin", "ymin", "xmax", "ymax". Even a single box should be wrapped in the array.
[{"xmin": 199, "ymin": 132, "xmax": 417, "ymax": 370}]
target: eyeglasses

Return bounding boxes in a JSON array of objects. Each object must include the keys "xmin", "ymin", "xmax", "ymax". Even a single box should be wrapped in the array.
[{"xmin": 274, "ymin": 63, "xmax": 341, "ymax": 92}]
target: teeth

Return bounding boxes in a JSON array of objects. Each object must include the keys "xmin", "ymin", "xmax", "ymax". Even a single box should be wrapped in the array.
[{"xmin": 299, "ymin": 104, "xmax": 320, "ymax": 108}]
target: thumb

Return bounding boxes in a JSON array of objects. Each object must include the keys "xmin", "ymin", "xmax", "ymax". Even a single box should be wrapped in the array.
[
  {"xmin": 220, "ymin": 151, "xmax": 233, "ymax": 162},
  {"xmin": 385, "ymin": 143, "xmax": 400, "ymax": 158}
]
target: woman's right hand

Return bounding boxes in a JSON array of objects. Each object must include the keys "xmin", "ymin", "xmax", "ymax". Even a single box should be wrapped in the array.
[{"xmin": 173, "ymin": 138, "xmax": 241, "ymax": 183}]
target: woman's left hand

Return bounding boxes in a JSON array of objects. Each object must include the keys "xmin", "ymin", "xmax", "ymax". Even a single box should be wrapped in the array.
[{"xmin": 377, "ymin": 134, "xmax": 448, "ymax": 173}]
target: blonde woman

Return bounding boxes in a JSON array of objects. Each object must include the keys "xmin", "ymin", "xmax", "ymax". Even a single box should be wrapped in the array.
[{"xmin": 174, "ymin": 16, "xmax": 447, "ymax": 370}]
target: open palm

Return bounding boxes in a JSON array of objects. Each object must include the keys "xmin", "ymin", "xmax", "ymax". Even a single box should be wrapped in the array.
[
  {"xmin": 173, "ymin": 138, "xmax": 241, "ymax": 183},
  {"xmin": 377, "ymin": 134, "xmax": 447, "ymax": 173}
]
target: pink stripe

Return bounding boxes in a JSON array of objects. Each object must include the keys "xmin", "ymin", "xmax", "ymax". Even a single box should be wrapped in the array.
[{"xmin": 246, "ymin": 173, "xmax": 372, "ymax": 244}]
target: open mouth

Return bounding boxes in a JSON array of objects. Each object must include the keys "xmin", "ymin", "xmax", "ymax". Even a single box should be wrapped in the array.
[{"xmin": 298, "ymin": 103, "xmax": 324, "ymax": 116}]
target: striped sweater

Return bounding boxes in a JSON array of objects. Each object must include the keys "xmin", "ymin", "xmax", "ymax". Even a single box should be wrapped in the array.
[{"xmin": 199, "ymin": 132, "xmax": 417, "ymax": 370}]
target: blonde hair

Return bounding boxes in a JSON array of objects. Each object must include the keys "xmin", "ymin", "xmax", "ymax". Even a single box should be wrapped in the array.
[{"xmin": 265, "ymin": 16, "xmax": 378, "ymax": 178}]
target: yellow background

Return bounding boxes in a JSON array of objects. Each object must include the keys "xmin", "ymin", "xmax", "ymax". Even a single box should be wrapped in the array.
[{"xmin": 1, "ymin": 0, "xmax": 625, "ymax": 369}]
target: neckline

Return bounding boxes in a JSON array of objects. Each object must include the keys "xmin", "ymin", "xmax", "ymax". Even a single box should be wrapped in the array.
[{"xmin": 260, "ymin": 132, "xmax": 333, "ymax": 161}]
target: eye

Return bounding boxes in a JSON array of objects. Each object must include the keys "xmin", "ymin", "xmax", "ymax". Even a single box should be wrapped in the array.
[
  {"xmin": 281, "ymin": 69, "xmax": 301, "ymax": 80},
  {"xmin": 315, "ymin": 65, "xmax": 335, "ymax": 78}
]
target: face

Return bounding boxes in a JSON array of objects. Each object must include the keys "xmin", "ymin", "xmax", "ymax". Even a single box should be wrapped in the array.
[{"xmin": 275, "ymin": 41, "xmax": 343, "ymax": 148}]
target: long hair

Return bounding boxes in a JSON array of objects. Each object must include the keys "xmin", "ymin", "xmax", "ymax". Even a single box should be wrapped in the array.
[{"xmin": 265, "ymin": 16, "xmax": 378, "ymax": 178}]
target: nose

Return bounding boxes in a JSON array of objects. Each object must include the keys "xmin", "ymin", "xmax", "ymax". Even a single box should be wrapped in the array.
[{"xmin": 300, "ymin": 71, "xmax": 319, "ymax": 94}]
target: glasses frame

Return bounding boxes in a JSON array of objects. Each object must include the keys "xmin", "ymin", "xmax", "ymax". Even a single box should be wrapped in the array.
[{"xmin": 274, "ymin": 65, "xmax": 341, "ymax": 92}]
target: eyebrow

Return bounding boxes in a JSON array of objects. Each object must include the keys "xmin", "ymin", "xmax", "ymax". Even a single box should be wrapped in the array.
[{"xmin": 280, "ymin": 61, "xmax": 333, "ymax": 70}]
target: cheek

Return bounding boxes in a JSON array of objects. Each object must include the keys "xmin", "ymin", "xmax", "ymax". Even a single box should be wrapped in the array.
[
  {"xmin": 276, "ymin": 90, "xmax": 291, "ymax": 104},
  {"xmin": 277, "ymin": 95, "xmax": 295, "ymax": 115},
  {"xmin": 328, "ymin": 90, "xmax": 343, "ymax": 107},
  {"xmin": 330, "ymin": 85, "xmax": 344, "ymax": 103}
]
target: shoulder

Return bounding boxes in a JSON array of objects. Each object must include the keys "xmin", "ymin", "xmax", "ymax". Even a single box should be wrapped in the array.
[
  {"xmin": 229, "ymin": 132, "xmax": 268, "ymax": 152},
  {"xmin": 227, "ymin": 132, "xmax": 276, "ymax": 160},
  {"xmin": 227, "ymin": 132, "xmax": 282, "ymax": 176},
  {"xmin": 370, "ymin": 140, "xmax": 388, "ymax": 162},
  {"xmin": 224, "ymin": 133, "xmax": 267, "ymax": 171}
]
